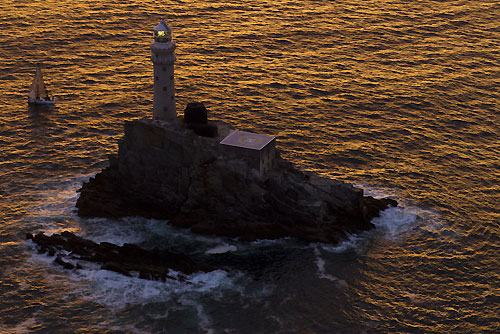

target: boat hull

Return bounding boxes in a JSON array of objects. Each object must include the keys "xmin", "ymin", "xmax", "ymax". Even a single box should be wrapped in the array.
[{"xmin": 28, "ymin": 97, "xmax": 56, "ymax": 105}]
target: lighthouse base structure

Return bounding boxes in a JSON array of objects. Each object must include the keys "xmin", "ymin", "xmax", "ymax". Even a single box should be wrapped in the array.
[
  {"xmin": 151, "ymin": 41, "xmax": 177, "ymax": 121},
  {"xmin": 76, "ymin": 117, "xmax": 397, "ymax": 245}
]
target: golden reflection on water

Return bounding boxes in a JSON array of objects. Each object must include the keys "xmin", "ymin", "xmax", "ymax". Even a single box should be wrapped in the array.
[{"xmin": 0, "ymin": 0, "xmax": 499, "ymax": 332}]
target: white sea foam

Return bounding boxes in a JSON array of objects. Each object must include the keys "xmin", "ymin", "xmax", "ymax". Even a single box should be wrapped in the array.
[
  {"xmin": 25, "ymin": 237, "xmax": 244, "ymax": 312},
  {"xmin": 23, "ymin": 174, "xmax": 93, "ymax": 234},
  {"xmin": 79, "ymin": 216, "xmax": 229, "ymax": 253},
  {"xmin": 319, "ymin": 204, "xmax": 432, "ymax": 255},
  {"xmin": 356, "ymin": 184, "xmax": 397, "ymax": 199},
  {"xmin": 360, "ymin": 184, "xmax": 447, "ymax": 237},
  {"xmin": 249, "ymin": 237, "xmax": 293, "ymax": 245},
  {"xmin": 371, "ymin": 206, "xmax": 418, "ymax": 239},
  {"xmin": 68, "ymin": 267, "xmax": 248, "ymax": 333},
  {"xmin": 66, "ymin": 265, "xmax": 238, "ymax": 308},
  {"xmin": 319, "ymin": 233, "xmax": 366, "ymax": 254},
  {"xmin": 205, "ymin": 243, "xmax": 237, "ymax": 254},
  {"xmin": 178, "ymin": 295, "xmax": 215, "ymax": 334},
  {"xmin": 30, "ymin": 174, "xmax": 91, "ymax": 212},
  {"xmin": 79, "ymin": 217, "xmax": 154, "ymax": 246},
  {"xmin": 313, "ymin": 246, "xmax": 346, "ymax": 287}
]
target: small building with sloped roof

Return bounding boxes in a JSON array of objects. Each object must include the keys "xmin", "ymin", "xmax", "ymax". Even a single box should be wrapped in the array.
[{"xmin": 220, "ymin": 130, "xmax": 276, "ymax": 175}]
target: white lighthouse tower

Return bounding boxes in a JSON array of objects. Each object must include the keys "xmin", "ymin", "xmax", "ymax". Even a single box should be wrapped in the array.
[{"xmin": 151, "ymin": 19, "xmax": 176, "ymax": 121}]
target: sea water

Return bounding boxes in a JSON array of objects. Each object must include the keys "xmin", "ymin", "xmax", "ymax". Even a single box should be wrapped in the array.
[{"xmin": 0, "ymin": 0, "xmax": 499, "ymax": 332}]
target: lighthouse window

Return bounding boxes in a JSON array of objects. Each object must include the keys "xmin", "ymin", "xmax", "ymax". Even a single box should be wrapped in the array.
[
  {"xmin": 163, "ymin": 86, "xmax": 167, "ymax": 91},
  {"xmin": 170, "ymin": 75, "xmax": 173, "ymax": 80}
]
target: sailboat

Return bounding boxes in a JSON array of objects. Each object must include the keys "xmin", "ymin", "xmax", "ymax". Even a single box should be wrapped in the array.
[{"xmin": 27, "ymin": 65, "xmax": 56, "ymax": 105}]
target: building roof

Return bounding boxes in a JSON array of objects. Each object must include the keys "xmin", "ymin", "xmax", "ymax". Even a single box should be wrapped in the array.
[{"xmin": 220, "ymin": 130, "xmax": 275, "ymax": 151}]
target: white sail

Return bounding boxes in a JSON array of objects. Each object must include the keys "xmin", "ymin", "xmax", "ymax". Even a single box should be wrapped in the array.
[
  {"xmin": 36, "ymin": 67, "xmax": 49, "ymax": 99},
  {"xmin": 27, "ymin": 65, "xmax": 55, "ymax": 105},
  {"xmin": 27, "ymin": 67, "xmax": 38, "ymax": 100}
]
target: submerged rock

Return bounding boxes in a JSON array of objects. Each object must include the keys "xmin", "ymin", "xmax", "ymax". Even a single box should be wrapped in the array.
[
  {"xmin": 26, "ymin": 231, "xmax": 215, "ymax": 280},
  {"xmin": 76, "ymin": 117, "xmax": 397, "ymax": 244}
]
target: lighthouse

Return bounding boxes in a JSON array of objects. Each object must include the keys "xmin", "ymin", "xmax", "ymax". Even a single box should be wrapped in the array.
[{"xmin": 151, "ymin": 19, "xmax": 176, "ymax": 121}]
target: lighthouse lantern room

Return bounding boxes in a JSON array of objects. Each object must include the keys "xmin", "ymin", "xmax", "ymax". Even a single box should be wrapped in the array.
[{"xmin": 151, "ymin": 19, "xmax": 176, "ymax": 121}]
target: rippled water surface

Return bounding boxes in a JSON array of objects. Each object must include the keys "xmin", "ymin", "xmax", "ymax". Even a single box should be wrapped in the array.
[{"xmin": 1, "ymin": 0, "xmax": 499, "ymax": 333}]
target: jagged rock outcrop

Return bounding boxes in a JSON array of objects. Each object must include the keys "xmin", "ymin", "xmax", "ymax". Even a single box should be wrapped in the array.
[
  {"xmin": 77, "ymin": 117, "xmax": 396, "ymax": 244},
  {"xmin": 26, "ymin": 231, "xmax": 214, "ymax": 280}
]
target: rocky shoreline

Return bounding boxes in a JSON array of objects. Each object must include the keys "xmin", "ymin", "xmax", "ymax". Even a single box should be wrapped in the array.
[
  {"xmin": 27, "ymin": 231, "xmax": 215, "ymax": 280},
  {"xmin": 76, "ymin": 116, "xmax": 397, "ymax": 245}
]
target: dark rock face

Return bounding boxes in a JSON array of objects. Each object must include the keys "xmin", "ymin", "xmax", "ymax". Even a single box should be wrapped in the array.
[
  {"xmin": 77, "ymin": 118, "xmax": 397, "ymax": 244},
  {"xmin": 26, "ymin": 231, "xmax": 214, "ymax": 280},
  {"xmin": 363, "ymin": 196, "xmax": 398, "ymax": 221}
]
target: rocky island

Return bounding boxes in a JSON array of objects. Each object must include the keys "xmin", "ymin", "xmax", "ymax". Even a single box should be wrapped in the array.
[
  {"xmin": 76, "ymin": 104, "xmax": 396, "ymax": 244},
  {"xmin": 76, "ymin": 19, "xmax": 397, "ymax": 245}
]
